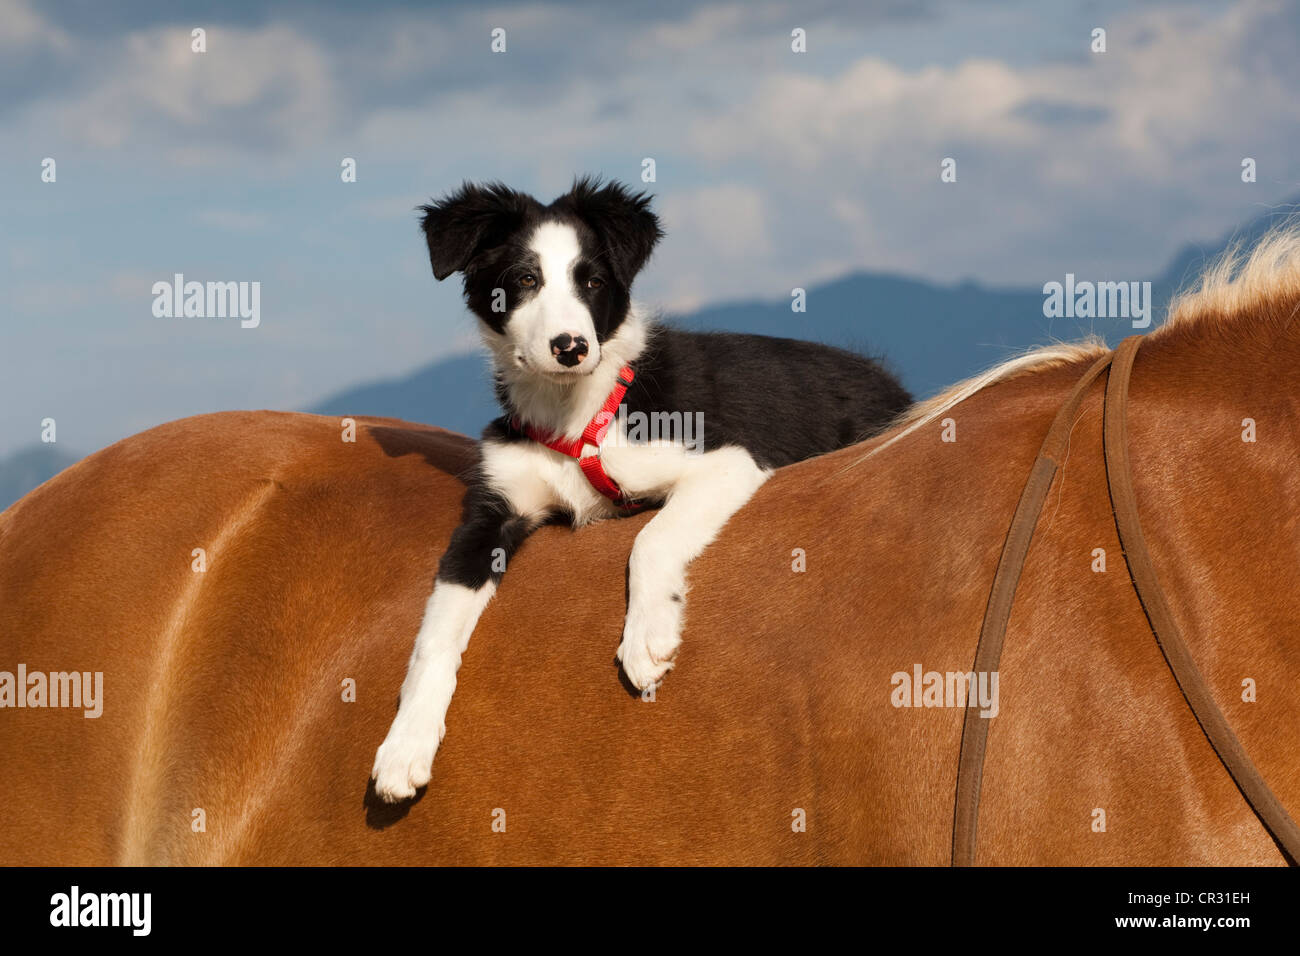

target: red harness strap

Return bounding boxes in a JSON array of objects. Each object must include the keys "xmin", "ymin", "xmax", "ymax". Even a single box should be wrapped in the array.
[{"xmin": 512, "ymin": 364, "xmax": 644, "ymax": 511}]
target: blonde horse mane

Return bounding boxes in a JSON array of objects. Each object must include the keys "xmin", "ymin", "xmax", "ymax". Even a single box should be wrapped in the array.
[
  {"xmin": 851, "ymin": 221, "xmax": 1300, "ymax": 466},
  {"xmin": 1162, "ymin": 220, "xmax": 1300, "ymax": 334}
]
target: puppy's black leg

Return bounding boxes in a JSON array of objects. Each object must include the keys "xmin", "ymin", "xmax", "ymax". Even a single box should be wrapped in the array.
[{"xmin": 372, "ymin": 481, "xmax": 538, "ymax": 802}]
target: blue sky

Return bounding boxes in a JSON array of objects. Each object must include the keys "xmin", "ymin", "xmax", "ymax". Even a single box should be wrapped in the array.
[{"xmin": 3, "ymin": 0, "xmax": 1298, "ymax": 457}]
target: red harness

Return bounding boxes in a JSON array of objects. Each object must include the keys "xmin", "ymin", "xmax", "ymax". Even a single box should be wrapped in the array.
[{"xmin": 511, "ymin": 364, "xmax": 644, "ymax": 511}]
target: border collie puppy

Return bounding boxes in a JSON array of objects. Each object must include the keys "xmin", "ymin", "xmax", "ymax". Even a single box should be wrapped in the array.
[{"xmin": 372, "ymin": 178, "xmax": 911, "ymax": 801}]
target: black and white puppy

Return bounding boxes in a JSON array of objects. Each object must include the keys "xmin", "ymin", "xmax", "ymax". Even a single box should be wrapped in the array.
[{"xmin": 372, "ymin": 178, "xmax": 911, "ymax": 801}]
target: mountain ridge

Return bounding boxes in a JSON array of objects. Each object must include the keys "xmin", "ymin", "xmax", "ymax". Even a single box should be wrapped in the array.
[{"xmin": 5, "ymin": 199, "xmax": 1296, "ymax": 510}]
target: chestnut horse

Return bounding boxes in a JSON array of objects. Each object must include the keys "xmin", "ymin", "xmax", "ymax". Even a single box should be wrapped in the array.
[{"xmin": 1, "ymin": 235, "xmax": 1297, "ymax": 865}]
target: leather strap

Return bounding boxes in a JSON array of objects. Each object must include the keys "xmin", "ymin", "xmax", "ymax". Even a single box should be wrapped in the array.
[
  {"xmin": 1103, "ymin": 335, "xmax": 1300, "ymax": 865},
  {"xmin": 953, "ymin": 335, "xmax": 1300, "ymax": 866},
  {"xmin": 952, "ymin": 349, "xmax": 1116, "ymax": 866}
]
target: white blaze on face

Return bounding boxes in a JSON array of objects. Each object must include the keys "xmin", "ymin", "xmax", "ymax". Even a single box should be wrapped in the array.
[{"xmin": 509, "ymin": 221, "xmax": 600, "ymax": 375}]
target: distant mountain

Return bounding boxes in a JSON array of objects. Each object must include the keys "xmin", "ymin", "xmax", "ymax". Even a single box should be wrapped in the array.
[
  {"xmin": 305, "ymin": 275, "xmax": 1128, "ymax": 438},
  {"xmin": 307, "ymin": 199, "xmax": 1298, "ymax": 435},
  {"xmin": 679, "ymin": 274, "xmax": 1084, "ymax": 398},
  {"xmin": 3, "ymin": 200, "xmax": 1296, "ymax": 512},
  {"xmin": 294, "ymin": 265, "xmax": 1156, "ymax": 436},
  {"xmin": 0, "ymin": 445, "xmax": 81, "ymax": 513},
  {"xmin": 310, "ymin": 350, "xmax": 498, "ymax": 440}
]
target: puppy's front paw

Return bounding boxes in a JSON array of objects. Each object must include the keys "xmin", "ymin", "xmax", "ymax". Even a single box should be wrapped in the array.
[
  {"xmin": 371, "ymin": 721, "xmax": 443, "ymax": 803},
  {"xmin": 617, "ymin": 595, "xmax": 683, "ymax": 690}
]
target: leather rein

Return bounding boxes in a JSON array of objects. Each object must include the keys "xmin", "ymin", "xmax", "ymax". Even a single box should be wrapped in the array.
[{"xmin": 952, "ymin": 334, "xmax": 1300, "ymax": 866}]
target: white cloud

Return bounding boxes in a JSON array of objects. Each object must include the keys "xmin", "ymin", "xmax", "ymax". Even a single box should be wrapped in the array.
[
  {"xmin": 14, "ymin": 21, "xmax": 336, "ymax": 158},
  {"xmin": 668, "ymin": 0, "xmax": 1300, "ymax": 282},
  {"xmin": 655, "ymin": 184, "xmax": 775, "ymax": 307},
  {"xmin": 0, "ymin": 0, "xmax": 70, "ymax": 51},
  {"xmin": 7, "ymin": 0, "xmax": 1300, "ymax": 307}
]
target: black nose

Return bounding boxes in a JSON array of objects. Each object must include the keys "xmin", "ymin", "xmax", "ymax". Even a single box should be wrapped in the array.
[{"xmin": 550, "ymin": 333, "xmax": 589, "ymax": 368}]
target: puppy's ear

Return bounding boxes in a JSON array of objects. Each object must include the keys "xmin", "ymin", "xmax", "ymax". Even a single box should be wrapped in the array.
[
  {"xmin": 555, "ymin": 177, "xmax": 663, "ymax": 283},
  {"xmin": 419, "ymin": 182, "xmax": 532, "ymax": 280}
]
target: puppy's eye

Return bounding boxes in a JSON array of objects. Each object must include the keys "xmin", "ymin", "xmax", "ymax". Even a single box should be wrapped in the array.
[
  {"xmin": 586, "ymin": 277, "xmax": 604, "ymax": 290},
  {"xmin": 519, "ymin": 274, "xmax": 537, "ymax": 288}
]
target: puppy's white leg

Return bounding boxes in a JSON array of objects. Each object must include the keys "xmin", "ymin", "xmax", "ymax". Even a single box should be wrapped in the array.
[
  {"xmin": 372, "ymin": 581, "xmax": 496, "ymax": 801},
  {"xmin": 616, "ymin": 446, "xmax": 770, "ymax": 690},
  {"xmin": 372, "ymin": 443, "xmax": 552, "ymax": 801}
]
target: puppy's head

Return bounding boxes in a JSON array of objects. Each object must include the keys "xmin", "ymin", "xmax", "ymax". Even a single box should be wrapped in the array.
[{"xmin": 420, "ymin": 177, "xmax": 662, "ymax": 379}]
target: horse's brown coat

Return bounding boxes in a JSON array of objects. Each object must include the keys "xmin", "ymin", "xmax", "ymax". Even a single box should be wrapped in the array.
[{"xmin": 1, "ymin": 280, "xmax": 1297, "ymax": 865}]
